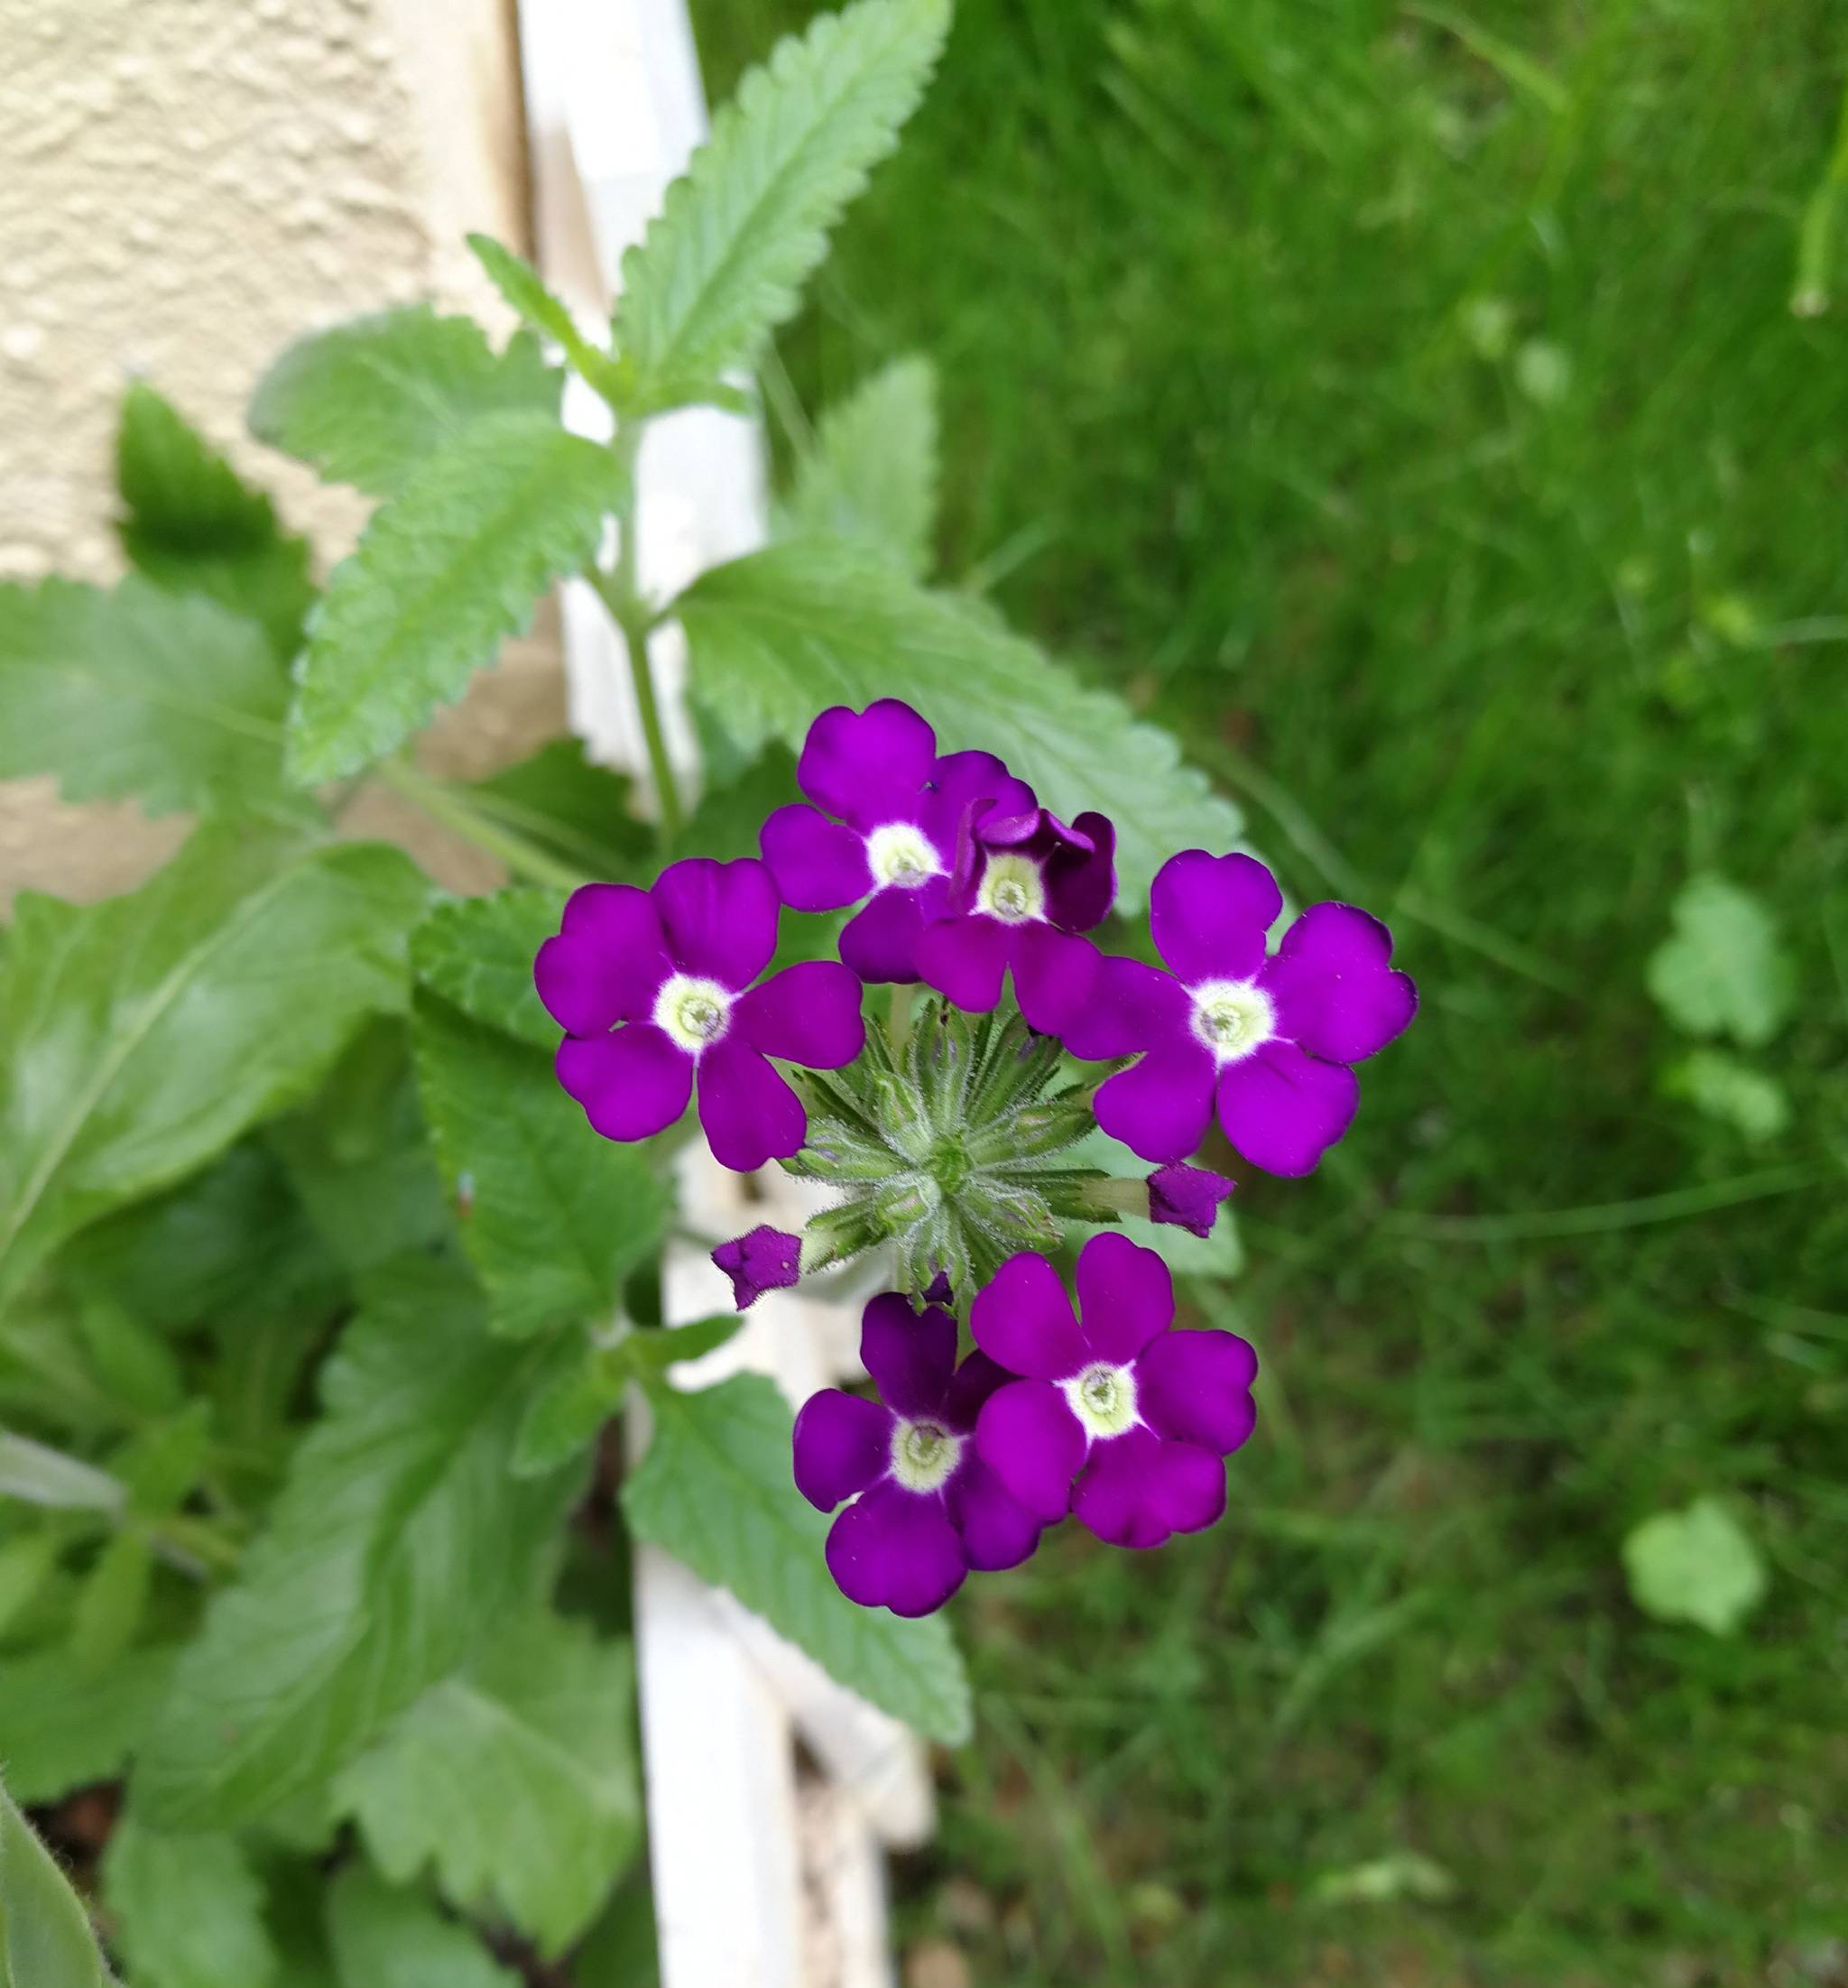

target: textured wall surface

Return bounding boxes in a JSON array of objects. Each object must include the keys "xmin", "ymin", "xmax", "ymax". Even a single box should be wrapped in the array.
[{"xmin": 0, "ymin": 0, "xmax": 559, "ymax": 905}]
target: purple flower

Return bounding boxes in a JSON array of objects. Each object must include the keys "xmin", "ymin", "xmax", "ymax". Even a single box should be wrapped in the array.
[
  {"xmin": 922, "ymin": 1269, "xmax": 955, "ymax": 1307},
  {"xmin": 712, "ymin": 1225, "xmax": 802, "ymax": 1308},
  {"xmin": 760, "ymin": 699, "xmax": 1034, "ymax": 984},
  {"xmin": 1147, "ymin": 1163, "xmax": 1235, "ymax": 1239},
  {"xmin": 914, "ymin": 799, "xmax": 1118, "ymax": 1029},
  {"xmin": 1093, "ymin": 852, "xmax": 1417, "ymax": 1176},
  {"xmin": 793, "ymin": 1292, "xmax": 1046, "ymax": 1616},
  {"xmin": 536, "ymin": 856, "xmax": 865, "ymax": 1173},
  {"xmin": 971, "ymin": 1232, "xmax": 1257, "ymax": 1549}
]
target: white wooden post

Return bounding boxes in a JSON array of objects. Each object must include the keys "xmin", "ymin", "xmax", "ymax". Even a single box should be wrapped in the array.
[{"xmin": 513, "ymin": 7, "xmax": 933, "ymax": 1983}]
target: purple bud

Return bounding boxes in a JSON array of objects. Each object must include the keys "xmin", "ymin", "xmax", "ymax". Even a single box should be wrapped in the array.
[
  {"xmin": 1146, "ymin": 1163, "xmax": 1235, "ymax": 1240},
  {"xmin": 923, "ymin": 1270, "xmax": 954, "ymax": 1306},
  {"xmin": 712, "ymin": 1225, "xmax": 802, "ymax": 1309}
]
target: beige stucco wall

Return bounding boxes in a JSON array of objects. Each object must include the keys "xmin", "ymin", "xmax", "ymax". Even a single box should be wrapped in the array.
[{"xmin": 0, "ymin": 0, "xmax": 563, "ymax": 906}]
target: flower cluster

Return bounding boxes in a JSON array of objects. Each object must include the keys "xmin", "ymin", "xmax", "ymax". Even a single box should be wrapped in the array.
[{"xmin": 535, "ymin": 697, "xmax": 1416, "ymax": 1613}]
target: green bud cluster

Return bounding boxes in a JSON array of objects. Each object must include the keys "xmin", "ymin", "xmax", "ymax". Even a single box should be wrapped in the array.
[{"xmin": 786, "ymin": 999, "xmax": 1115, "ymax": 1300}]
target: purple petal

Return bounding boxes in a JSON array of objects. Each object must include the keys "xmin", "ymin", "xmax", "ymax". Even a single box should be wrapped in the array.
[
  {"xmin": 838, "ymin": 883, "xmax": 943, "ymax": 985},
  {"xmin": 974, "ymin": 1379, "xmax": 1086, "ymax": 1522},
  {"xmin": 712, "ymin": 1225, "xmax": 802, "ymax": 1308},
  {"xmin": 915, "ymin": 913, "xmax": 1012, "ymax": 1013},
  {"xmin": 534, "ymin": 883, "xmax": 670, "ymax": 1035},
  {"xmin": 798, "ymin": 700, "xmax": 937, "ymax": 833},
  {"xmin": 1011, "ymin": 926, "xmax": 1102, "ymax": 1041},
  {"xmin": 941, "ymin": 1348, "xmax": 1012, "ymax": 1432},
  {"xmin": 1134, "ymin": 1329, "xmax": 1258, "ymax": 1455},
  {"xmin": 760, "ymin": 804, "xmax": 873, "ymax": 912},
  {"xmin": 1072, "ymin": 1429, "xmax": 1226, "ymax": 1548},
  {"xmin": 1150, "ymin": 850, "xmax": 1281, "ymax": 984},
  {"xmin": 651, "ymin": 856, "xmax": 779, "ymax": 989},
  {"xmin": 969, "ymin": 1251, "xmax": 1087, "ymax": 1381},
  {"xmin": 924, "ymin": 751, "xmax": 1035, "ymax": 850},
  {"xmin": 825, "ymin": 1480, "xmax": 967, "ymax": 1616},
  {"xmin": 946, "ymin": 1454, "xmax": 1044, "ymax": 1571},
  {"xmin": 860, "ymin": 1292, "xmax": 956, "ymax": 1419},
  {"xmin": 1043, "ymin": 810, "xmax": 1116, "ymax": 932},
  {"xmin": 696, "ymin": 1037, "xmax": 807, "ymax": 1171},
  {"xmin": 1215, "ymin": 1040, "xmax": 1358, "ymax": 1176},
  {"xmin": 792, "ymin": 1389, "xmax": 893, "ymax": 1510},
  {"xmin": 1059, "ymin": 956, "xmax": 1190, "ymax": 1062},
  {"xmin": 1147, "ymin": 1162, "xmax": 1235, "ymax": 1239},
  {"xmin": 1258, "ymin": 902, "xmax": 1417, "ymax": 1065},
  {"xmin": 735, "ymin": 960, "xmax": 865, "ymax": 1068},
  {"xmin": 1073, "ymin": 1230, "xmax": 1173, "ymax": 1364},
  {"xmin": 1093, "ymin": 1044, "xmax": 1216, "ymax": 1163},
  {"xmin": 556, "ymin": 1024, "xmax": 691, "ymax": 1142}
]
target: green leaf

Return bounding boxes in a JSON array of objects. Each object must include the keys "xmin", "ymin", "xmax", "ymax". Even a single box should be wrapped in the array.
[
  {"xmin": 465, "ymin": 234, "xmax": 625, "ymax": 402},
  {"xmin": 674, "ymin": 538, "xmax": 1245, "ymax": 906},
  {"xmin": 1622, "ymin": 1495, "xmax": 1768, "ymax": 1634},
  {"xmin": 0, "ymin": 1776, "xmax": 114, "ymax": 1988},
  {"xmin": 1646, "ymin": 874, "xmax": 1796, "ymax": 1049},
  {"xmin": 467, "ymin": 739, "xmax": 651, "ymax": 882},
  {"xmin": 135, "ymin": 1258, "xmax": 583, "ymax": 1828},
  {"xmin": 334, "ymin": 1611, "xmax": 641, "ymax": 1956},
  {"xmin": 779, "ymin": 355, "xmax": 938, "ymax": 573},
  {"xmin": 0, "ymin": 1433, "xmax": 123, "ymax": 1515},
  {"xmin": 325, "ymin": 1867, "xmax": 519, "ymax": 1988},
  {"xmin": 411, "ymin": 992, "xmax": 671, "ymax": 1337},
  {"xmin": 0, "ymin": 578, "xmax": 286, "ymax": 815},
  {"xmin": 1662, "ymin": 1048, "xmax": 1791, "ymax": 1142},
  {"xmin": 0, "ymin": 1531, "xmax": 60, "ymax": 1639},
  {"xmin": 69, "ymin": 1293, "xmax": 185, "ymax": 1418},
  {"xmin": 411, "ymin": 890, "xmax": 560, "ymax": 1051},
  {"xmin": 69, "ymin": 1530, "xmax": 152, "ymax": 1674},
  {"xmin": 111, "ymin": 1401, "xmax": 213, "ymax": 1518},
  {"xmin": 102, "ymin": 1816, "xmax": 276, "ymax": 1988},
  {"xmin": 249, "ymin": 305, "xmax": 559, "ymax": 498},
  {"xmin": 116, "ymin": 381, "xmax": 315, "ymax": 661},
  {"xmin": 613, "ymin": 0, "xmax": 949, "ymax": 412},
  {"xmin": 0, "ymin": 1645, "xmax": 176, "ymax": 1804},
  {"xmin": 623, "ymin": 1373, "xmax": 971, "ymax": 1741},
  {"xmin": 0, "ymin": 822, "xmax": 428, "ymax": 1304},
  {"xmin": 286, "ymin": 412, "xmax": 626, "ymax": 785}
]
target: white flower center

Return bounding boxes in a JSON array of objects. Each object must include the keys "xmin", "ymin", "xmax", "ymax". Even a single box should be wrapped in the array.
[
  {"xmin": 1061, "ymin": 1361, "xmax": 1139, "ymax": 1440},
  {"xmin": 975, "ymin": 852, "xmax": 1046, "ymax": 925},
  {"xmin": 890, "ymin": 1416, "xmax": 963, "ymax": 1493},
  {"xmin": 652, "ymin": 973, "xmax": 733, "ymax": 1054},
  {"xmin": 1188, "ymin": 978, "xmax": 1276, "ymax": 1064},
  {"xmin": 865, "ymin": 822, "xmax": 942, "ymax": 891}
]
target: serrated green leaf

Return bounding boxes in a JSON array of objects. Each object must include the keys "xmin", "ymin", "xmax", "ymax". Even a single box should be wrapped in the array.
[
  {"xmin": 1622, "ymin": 1495, "xmax": 1768, "ymax": 1635},
  {"xmin": 623, "ymin": 1373, "xmax": 971, "ymax": 1741},
  {"xmin": 1662, "ymin": 1048, "xmax": 1791, "ymax": 1141},
  {"xmin": 466, "ymin": 234, "xmax": 624, "ymax": 402},
  {"xmin": 411, "ymin": 890, "xmax": 560, "ymax": 1051},
  {"xmin": 69, "ymin": 1530, "xmax": 151, "ymax": 1674},
  {"xmin": 102, "ymin": 1816, "xmax": 275, "ymax": 1988},
  {"xmin": 569, "ymin": 1873, "xmax": 658, "ymax": 1988},
  {"xmin": 613, "ymin": 0, "xmax": 949, "ymax": 412},
  {"xmin": 0, "ymin": 822, "xmax": 428, "ymax": 1305},
  {"xmin": 0, "ymin": 578, "xmax": 287, "ymax": 815},
  {"xmin": 286, "ymin": 412, "xmax": 625, "ymax": 784},
  {"xmin": 1646, "ymin": 874, "xmax": 1795, "ymax": 1049},
  {"xmin": 623, "ymin": 1315, "xmax": 745, "ymax": 1377},
  {"xmin": 335, "ymin": 1611, "xmax": 641, "ymax": 1956},
  {"xmin": 116, "ymin": 381, "xmax": 315, "ymax": 661},
  {"xmin": 250, "ymin": 305, "xmax": 559, "ymax": 498},
  {"xmin": 411, "ymin": 992, "xmax": 671, "ymax": 1336},
  {"xmin": 674, "ymin": 538, "xmax": 1244, "ymax": 906},
  {"xmin": 0, "ymin": 1645, "xmax": 176, "ymax": 1805},
  {"xmin": 134, "ymin": 1257, "xmax": 584, "ymax": 1828},
  {"xmin": 0, "ymin": 1776, "xmax": 114, "ymax": 1988},
  {"xmin": 325, "ymin": 1868, "xmax": 519, "ymax": 1988},
  {"xmin": 779, "ymin": 355, "xmax": 938, "ymax": 573},
  {"xmin": 467, "ymin": 738, "xmax": 651, "ymax": 882}
]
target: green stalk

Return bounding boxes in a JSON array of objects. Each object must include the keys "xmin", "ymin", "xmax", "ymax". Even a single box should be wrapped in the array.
[{"xmin": 372, "ymin": 757, "xmax": 587, "ymax": 891}]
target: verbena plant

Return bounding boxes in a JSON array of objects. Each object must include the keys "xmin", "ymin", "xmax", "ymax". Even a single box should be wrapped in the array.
[{"xmin": 0, "ymin": 1, "xmax": 1411, "ymax": 1979}]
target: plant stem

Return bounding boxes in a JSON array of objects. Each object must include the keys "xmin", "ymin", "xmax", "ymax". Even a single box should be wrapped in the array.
[
  {"xmin": 373, "ymin": 758, "xmax": 587, "ymax": 891},
  {"xmin": 591, "ymin": 424, "xmax": 685, "ymax": 846}
]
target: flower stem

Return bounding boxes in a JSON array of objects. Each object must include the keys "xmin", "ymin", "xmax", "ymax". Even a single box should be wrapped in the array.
[
  {"xmin": 373, "ymin": 757, "xmax": 587, "ymax": 891},
  {"xmin": 590, "ymin": 423, "xmax": 685, "ymax": 847}
]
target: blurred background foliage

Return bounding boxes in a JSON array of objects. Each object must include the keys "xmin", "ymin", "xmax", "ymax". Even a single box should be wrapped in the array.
[{"xmin": 698, "ymin": 1, "xmax": 1846, "ymax": 1980}]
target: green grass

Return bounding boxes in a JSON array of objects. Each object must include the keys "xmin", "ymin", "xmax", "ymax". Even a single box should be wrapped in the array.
[{"xmin": 697, "ymin": 1, "xmax": 1848, "ymax": 1980}]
